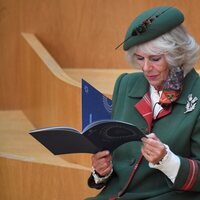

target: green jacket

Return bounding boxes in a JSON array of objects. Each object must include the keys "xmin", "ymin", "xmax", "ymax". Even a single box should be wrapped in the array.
[{"xmin": 87, "ymin": 69, "xmax": 200, "ymax": 200}]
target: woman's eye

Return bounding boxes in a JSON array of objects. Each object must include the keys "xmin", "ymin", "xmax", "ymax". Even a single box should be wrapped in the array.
[
  {"xmin": 151, "ymin": 57, "xmax": 161, "ymax": 62},
  {"xmin": 136, "ymin": 56, "xmax": 144, "ymax": 61}
]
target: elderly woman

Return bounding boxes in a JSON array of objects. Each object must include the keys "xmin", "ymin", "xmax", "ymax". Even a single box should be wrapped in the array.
[{"xmin": 86, "ymin": 6, "xmax": 200, "ymax": 200}]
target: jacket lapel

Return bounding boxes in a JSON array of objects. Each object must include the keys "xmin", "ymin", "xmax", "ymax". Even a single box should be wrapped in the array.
[
  {"xmin": 128, "ymin": 74, "xmax": 153, "ymax": 131},
  {"xmin": 157, "ymin": 105, "xmax": 172, "ymax": 119},
  {"xmin": 135, "ymin": 92, "xmax": 153, "ymax": 131}
]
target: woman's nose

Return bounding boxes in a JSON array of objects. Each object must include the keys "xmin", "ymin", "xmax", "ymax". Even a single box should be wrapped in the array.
[{"xmin": 142, "ymin": 59, "xmax": 152, "ymax": 72}]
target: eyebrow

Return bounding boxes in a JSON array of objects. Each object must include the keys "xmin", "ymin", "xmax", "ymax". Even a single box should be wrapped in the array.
[
  {"xmin": 134, "ymin": 53, "xmax": 142, "ymax": 56},
  {"xmin": 134, "ymin": 53, "xmax": 162, "ymax": 58}
]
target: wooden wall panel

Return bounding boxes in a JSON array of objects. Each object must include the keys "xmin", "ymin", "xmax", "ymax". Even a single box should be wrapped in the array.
[
  {"xmin": 19, "ymin": 0, "xmax": 200, "ymax": 69},
  {"xmin": 0, "ymin": 157, "xmax": 98, "ymax": 200},
  {"xmin": 0, "ymin": 0, "xmax": 21, "ymax": 109},
  {"xmin": 1, "ymin": 0, "xmax": 200, "ymax": 109},
  {"xmin": 19, "ymin": 35, "xmax": 81, "ymax": 129}
]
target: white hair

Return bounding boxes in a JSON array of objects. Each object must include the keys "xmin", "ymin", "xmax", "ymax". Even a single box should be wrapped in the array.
[{"xmin": 126, "ymin": 25, "xmax": 200, "ymax": 75}]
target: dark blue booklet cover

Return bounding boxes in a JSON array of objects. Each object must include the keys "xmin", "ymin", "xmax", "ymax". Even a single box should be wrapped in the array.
[{"xmin": 82, "ymin": 79, "xmax": 112, "ymax": 129}]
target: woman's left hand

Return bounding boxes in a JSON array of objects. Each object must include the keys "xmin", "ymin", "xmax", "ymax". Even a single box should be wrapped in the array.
[{"xmin": 141, "ymin": 133, "xmax": 167, "ymax": 165}]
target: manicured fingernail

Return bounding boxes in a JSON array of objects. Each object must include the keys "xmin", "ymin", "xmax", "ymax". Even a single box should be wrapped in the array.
[{"xmin": 105, "ymin": 150, "xmax": 110, "ymax": 155}]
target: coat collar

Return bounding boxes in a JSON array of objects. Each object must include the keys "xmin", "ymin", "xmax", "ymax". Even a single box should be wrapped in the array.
[
  {"xmin": 128, "ymin": 69, "xmax": 199, "ymax": 131},
  {"xmin": 176, "ymin": 69, "xmax": 199, "ymax": 105},
  {"xmin": 128, "ymin": 69, "xmax": 199, "ymax": 104},
  {"xmin": 135, "ymin": 92, "xmax": 153, "ymax": 131},
  {"xmin": 128, "ymin": 73, "xmax": 149, "ymax": 98}
]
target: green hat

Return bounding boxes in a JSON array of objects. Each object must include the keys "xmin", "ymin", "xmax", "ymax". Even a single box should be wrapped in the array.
[{"xmin": 121, "ymin": 6, "xmax": 184, "ymax": 50}]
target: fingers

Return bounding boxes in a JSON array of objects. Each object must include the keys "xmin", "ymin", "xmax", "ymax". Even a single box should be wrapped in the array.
[
  {"xmin": 92, "ymin": 150, "xmax": 113, "ymax": 176},
  {"xmin": 146, "ymin": 133, "xmax": 160, "ymax": 141},
  {"xmin": 92, "ymin": 150, "xmax": 110, "ymax": 160},
  {"xmin": 141, "ymin": 134, "xmax": 167, "ymax": 164},
  {"xmin": 141, "ymin": 147, "xmax": 153, "ymax": 162},
  {"xmin": 99, "ymin": 164, "xmax": 113, "ymax": 176},
  {"xmin": 142, "ymin": 133, "xmax": 163, "ymax": 149}
]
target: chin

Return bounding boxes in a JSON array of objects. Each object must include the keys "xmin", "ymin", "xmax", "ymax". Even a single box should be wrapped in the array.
[
  {"xmin": 148, "ymin": 81, "xmax": 159, "ymax": 88},
  {"xmin": 148, "ymin": 79, "xmax": 163, "ymax": 87}
]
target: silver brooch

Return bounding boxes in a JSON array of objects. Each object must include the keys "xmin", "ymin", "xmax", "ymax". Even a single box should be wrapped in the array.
[{"xmin": 184, "ymin": 94, "xmax": 198, "ymax": 114}]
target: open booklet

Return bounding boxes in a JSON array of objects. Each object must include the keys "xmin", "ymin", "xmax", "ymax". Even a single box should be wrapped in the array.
[{"xmin": 29, "ymin": 120, "xmax": 146, "ymax": 155}]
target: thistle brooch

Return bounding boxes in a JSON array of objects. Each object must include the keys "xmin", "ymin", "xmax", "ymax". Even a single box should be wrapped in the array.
[{"xmin": 184, "ymin": 94, "xmax": 198, "ymax": 114}]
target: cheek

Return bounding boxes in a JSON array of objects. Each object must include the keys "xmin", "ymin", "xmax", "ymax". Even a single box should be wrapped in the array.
[
  {"xmin": 158, "ymin": 65, "xmax": 169, "ymax": 80},
  {"xmin": 160, "ymin": 71, "xmax": 169, "ymax": 80},
  {"xmin": 135, "ymin": 60, "xmax": 143, "ymax": 67}
]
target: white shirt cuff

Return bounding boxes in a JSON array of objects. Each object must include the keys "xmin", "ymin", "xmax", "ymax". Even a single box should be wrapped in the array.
[
  {"xmin": 149, "ymin": 144, "xmax": 180, "ymax": 183},
  {"xmin": 91, "ymin": 167, "xmax": 113, "ymax": 184}
]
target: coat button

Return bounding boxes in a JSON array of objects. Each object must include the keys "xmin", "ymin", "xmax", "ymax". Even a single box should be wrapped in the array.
[{"xmin": 129, "ymin": 158, "xmax": 136, "ymax": 166}]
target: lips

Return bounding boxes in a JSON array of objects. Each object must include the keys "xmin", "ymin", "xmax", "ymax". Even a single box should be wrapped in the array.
[{"xmin": 146, "ymin": 75, "xmax": 158, "ymax": 80}]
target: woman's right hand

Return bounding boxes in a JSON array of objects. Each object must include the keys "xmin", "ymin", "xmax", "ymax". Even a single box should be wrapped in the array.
[{"xmin": 92, "ymin": 150, "xmax": 113, "ymax": 176}]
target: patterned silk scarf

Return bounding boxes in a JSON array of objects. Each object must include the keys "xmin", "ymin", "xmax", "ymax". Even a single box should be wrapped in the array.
[{"xmin": 159, "ymin": 66, "xmax": 184, "ymax": 106}]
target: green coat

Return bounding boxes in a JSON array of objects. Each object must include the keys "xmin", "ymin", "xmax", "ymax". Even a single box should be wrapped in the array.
[{"xmin": 86, "ymin": 69, "xmax": 200, "ymax": 200}]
